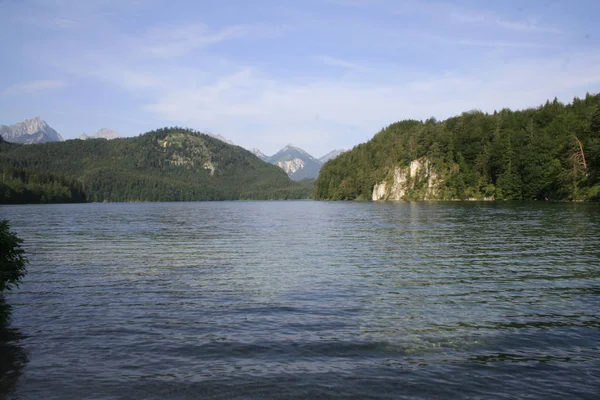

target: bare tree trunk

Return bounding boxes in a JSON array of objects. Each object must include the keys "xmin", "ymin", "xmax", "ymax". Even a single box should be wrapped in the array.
[{"xmin": 573, "ymin": 135, "xmax": 587, "ymax": 170}]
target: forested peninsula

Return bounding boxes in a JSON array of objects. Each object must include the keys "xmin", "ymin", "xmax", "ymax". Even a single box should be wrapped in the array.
[
  {"xmin": 0, "ymin": 128, "xmax": 312, "ymax": 203},
  {"xmin": 314, "ymin": 93, "xmax": 600, "ymax": 201}
]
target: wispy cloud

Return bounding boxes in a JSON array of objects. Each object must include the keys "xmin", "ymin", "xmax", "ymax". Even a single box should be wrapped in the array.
[
  {"xmin": 326, "ymin": 0, "xmax": 386, "ymax": 7},
  {"xmin": 424, "ymin": 34, "xmax": 549, "ymax": 49},
  {"xmin": 2, "ymin": 80, "xmax": 68, "ymax": 96},
  {"xmin": 46, "ymin": 9, "xmax": 599, "ymax": 154},
  {"xmin": 321, "ymin": 55, "xmax": 373, "ymax": 72},
  {"xmin": 52, "ymin": 16, "xmax": 80, "ymax": 29},
  {"xmin": 391, "ymin": 1, "xmax": 561, "ymax": 34},
  {"xmin": 81, "ymin": 63, "xmax": 165, "ymax": 91},
  {"xmin": 137, "ymin": 52, "xmax": 600, "ymax": 154},
  {"xmin": 16, "ymin": 0, "xmax": 159, "ymax": 31},
  {"xmin": 20, "ymin": 15, "xmax": 81, "ymax": 29},
  {"xmin": 2, "ymin": 0, "xmax": 597, "ymax": 155},
  {"xmin": 145, "ymin": 24, "xmax": 253, "ymax": 57},
  {"xmin": 449, "ymin": 11, "xmax": 561, "ymax": 34}
]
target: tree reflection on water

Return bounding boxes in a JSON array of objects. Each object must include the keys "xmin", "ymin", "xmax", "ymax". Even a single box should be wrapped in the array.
[{"xmin": 0, "ymin": 301, "xmax": 27, "ymax": 399}]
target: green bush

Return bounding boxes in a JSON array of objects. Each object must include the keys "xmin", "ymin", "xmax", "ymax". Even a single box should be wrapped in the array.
[{"xmin": 0, "ymin": 220, "xmax": 27, "ymax": 293}]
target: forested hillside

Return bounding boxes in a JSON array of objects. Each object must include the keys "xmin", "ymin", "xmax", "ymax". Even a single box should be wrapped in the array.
[
  {"xmin": 314, "ymin": 93, "xmax": 600, "ymax": 201},
  {"xmin": 0, "ymin": 128, "xmax": 311, "ymax": 203}
]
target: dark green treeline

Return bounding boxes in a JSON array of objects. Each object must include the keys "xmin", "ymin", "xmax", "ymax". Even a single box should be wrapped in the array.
[{"xmin": 314, "ymin": 93, "xmax": 600, "ymax": 201}]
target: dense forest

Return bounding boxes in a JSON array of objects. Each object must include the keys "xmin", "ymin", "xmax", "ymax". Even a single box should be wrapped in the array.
[
  {"xmin": 314, "ymin": 92, "xmax": 600, "ymax": 201},
  {"xmin": 0, "ymin": 128, "xmax": 312, "ymax": 203}
]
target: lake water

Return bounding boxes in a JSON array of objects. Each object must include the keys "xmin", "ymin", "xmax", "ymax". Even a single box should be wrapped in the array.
[{"xmin": 1, "ymin": 201, "xmax": 599, "ymax": 399}]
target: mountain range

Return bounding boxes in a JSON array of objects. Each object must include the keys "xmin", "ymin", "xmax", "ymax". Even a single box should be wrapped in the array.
[
  {"xmin": 0, "ymin": 116, "xmax": 346, "ymax": 181},
  {"xmin": 252, "ymin": 145, "xmax": 346, "ymax": 180},
  {"xmin": 0, "ymin": 117, "xmax": 122, "ymax": 144},
  {"xmin": 198, "ymin": 135, "xmax": 346, "ymax": 180},
  {"xmin": 0, "ymin": 117, "xmax": 63, "ymax": 144}
]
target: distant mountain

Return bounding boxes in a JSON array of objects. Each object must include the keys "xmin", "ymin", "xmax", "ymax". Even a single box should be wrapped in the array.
[
  {"xmin": 251, "ymin": 148, "xmax": 268, "ymax": 161},
  {"xmin": 249, "ymin": 145, "xmax": 344, "ymax": 180},
  {"xmin": 79, "ymin": 128, "xmax": 121, "ymax": 140},
  {"xmin": 207, "ymin": 132, "xmax": 235, "ymax": 145},
  {"xmin": 79, "ymin": 128, "xmax": 120, "ymax": 140},
  {"xmin": 267, "ymin": 145, "xmax": 323, "ymax": 181},
  {"xmin": 0, "ymin": 117, "xmax": 63, "ymax": 144},
  {"xmin": 319, "ymin": 149, "xmax": 347, "ymax": 163}
]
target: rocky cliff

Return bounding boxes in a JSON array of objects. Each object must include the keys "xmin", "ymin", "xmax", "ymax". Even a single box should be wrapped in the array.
[
  {"xmin": 277, "ymin": 158, "xmax": 306, "ymax": 176},
  {"xmin": 372, "ymin": 158, "xmax": 442, "ymax": 201}
]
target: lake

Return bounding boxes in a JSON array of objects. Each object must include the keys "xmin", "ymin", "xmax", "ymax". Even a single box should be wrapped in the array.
[{"xmin": 1, "ymin": 201, "xmax": 599, "ymax": 399}]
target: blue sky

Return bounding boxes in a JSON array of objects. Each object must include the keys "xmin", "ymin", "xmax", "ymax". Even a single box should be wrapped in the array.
[{"xmin": 1, "ymin": 0, "xmax": 599, "ymax": 156}]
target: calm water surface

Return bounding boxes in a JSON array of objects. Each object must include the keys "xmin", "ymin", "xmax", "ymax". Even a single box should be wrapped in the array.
[{"xmin": 1, "ymin": 201, "xmax": 599, "ymax": 399}]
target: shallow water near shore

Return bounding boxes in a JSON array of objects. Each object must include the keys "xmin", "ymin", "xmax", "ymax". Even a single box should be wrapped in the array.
[{"xmin": 1, "ymin": 201, "xmax": 599, "ymax": 399}]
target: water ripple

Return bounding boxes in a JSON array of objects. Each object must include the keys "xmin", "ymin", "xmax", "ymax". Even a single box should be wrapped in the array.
[{"xmin": 1, "ymin": 201, "xmax": 599, "ymax": 399}]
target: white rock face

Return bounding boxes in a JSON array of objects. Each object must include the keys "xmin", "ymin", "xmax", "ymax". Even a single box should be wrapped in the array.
[
  {"xmin": 372, "ymin": 158, "xmax": 441, "ymax": 201},
  {"xmin": 389, "ymin": 167, "xmax": 409, "ymax": 200},
  {"xmin": 0, "ymin": 116, "xmax": 63, "ymax": 144},
  {"xmin": 427, "ymin": 168, "xmax": 440, "ymax": 199},
  {"xmin": 409, "ymin": 159, "xmax": 422, "ymax": 178},
  {"xmin": 203, "ymin": 161, "xmax": 216, "ymax": 176},
  {"xmin": 372, "ymin": 181, "xmax": 388, "ymax": 200},
  {"xmin": 277, "ymin": 158, "xmax": 305, "ymax": 175}
]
